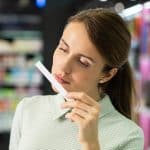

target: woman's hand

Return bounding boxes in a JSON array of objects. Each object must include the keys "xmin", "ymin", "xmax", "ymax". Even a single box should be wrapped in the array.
[{"xmin": 61, "ymin": 92, "xmax": 100, "ymax": 148}]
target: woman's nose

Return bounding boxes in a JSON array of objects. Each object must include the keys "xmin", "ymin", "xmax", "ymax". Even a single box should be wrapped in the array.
[{"xmin": 60, "ymin": 58, "xmax": 72, "ymax": 75}]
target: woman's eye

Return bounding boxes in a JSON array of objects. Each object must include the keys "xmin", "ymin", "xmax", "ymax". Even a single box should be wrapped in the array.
[
  {"xmin": 59, "ymin": 47, "xmax": 67, "ymax": 52},
  {"xmin": 79, "ymin": 60, "xmax": 90, "ymax": 67},
  {"xmin": 79, "ymin": 57, "xmax": 91, "ymax": 68}
]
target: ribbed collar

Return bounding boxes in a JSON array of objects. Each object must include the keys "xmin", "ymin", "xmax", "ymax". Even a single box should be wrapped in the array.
[{"xmin": 50, "ymin": 94, "xmax": 115, "ymax": 120}]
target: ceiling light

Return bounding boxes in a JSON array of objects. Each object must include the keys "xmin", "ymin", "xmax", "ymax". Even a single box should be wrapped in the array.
[
  {"xmin": 120, "ymin": 4, "xmax": 143, "ymax": 18},
  {"xmin": 115, "ymin": 2, "xmax": 125, "ymax": 13},
  {"xmin": 35, "ymin": 0, "xmax": 46, "ymax": 8},
  {"xmin": 144, "ymin": 1, "xmax": 150, "ymax": 9},
  {"xmin": 99, "ymin": 0, "xmax": 108, "ymax": 2}
]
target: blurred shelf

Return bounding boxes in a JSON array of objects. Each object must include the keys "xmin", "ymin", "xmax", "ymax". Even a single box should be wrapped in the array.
[
  {"xmin": 0, "ymin": 112, "xmax": 13, "ymax": 133},
  {"xmin": 0, "ymin": 49, "xmax": 42, "ymax": 55},
  {"xmin": 0, "ymin": 14, "xmax": 41, "ymax": 23},
  {"xmin": 0, "ymin": 39, "xmax": 43, "ymax": 53},
  {"xmin": 0, "ymin": 12, "xmax": 43, "ymax": 132}
]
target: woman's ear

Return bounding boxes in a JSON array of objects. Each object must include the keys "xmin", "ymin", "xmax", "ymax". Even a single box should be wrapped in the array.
[{"xmin": 99, "ymin": 68, "xmax": 118, "ymax": 84}]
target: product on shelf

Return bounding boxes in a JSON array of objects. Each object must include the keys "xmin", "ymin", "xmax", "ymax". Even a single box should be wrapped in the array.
[{"xmin": 0, "ymin": 13, "xmax": 43, "ymax": 132}]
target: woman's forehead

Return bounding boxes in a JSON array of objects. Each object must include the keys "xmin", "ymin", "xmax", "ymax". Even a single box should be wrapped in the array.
[{"xmin": 62, "ymin": 22, "xmax": 97, "ymax": 54}]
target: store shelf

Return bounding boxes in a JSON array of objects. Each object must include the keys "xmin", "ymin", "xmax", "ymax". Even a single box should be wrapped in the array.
[
  {"xmin": 0, "ymin": 12, "xmax": 43, "ymax": 132},
  {"xmin": 125, "ymin": 5, "xmax": 150, "ymax": 149}
]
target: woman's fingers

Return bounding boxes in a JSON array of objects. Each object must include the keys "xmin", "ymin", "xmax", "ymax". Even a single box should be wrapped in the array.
[
  {"xmin": 66, "ymin": 92, "xmax": 99, "ymax": 106},
  {"xmin": 72, "ymin": 108, "xmax": 87, "ymax": 118},
  {"xmin": 61, "ymin": 92, "xmax": 100, "ymax": 118},
  {"xmin": 65, "ymin": 112, "xmax": 84, "ymax": 125},
  {"xmin": 61, "ymin": 100, "xmax": 91, "ymax": 112},
  {"xmin": 62, "ymin": 92, "xmax": 100, "ymax": 144}
]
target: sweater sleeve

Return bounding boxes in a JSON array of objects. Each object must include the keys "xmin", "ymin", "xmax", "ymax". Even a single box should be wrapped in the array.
[
  {"xmin": 9, "ymin": 100, "xmax": 24, "ymax": 150},
  {"xmin": 120, "ymin": 127, "xmax": 144, "ymax": 150}
]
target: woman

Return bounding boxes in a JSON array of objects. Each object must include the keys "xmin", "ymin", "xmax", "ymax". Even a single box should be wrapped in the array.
[{"xmin": 9, "ymin": 8, "xmax": 144, "ymax": 150}]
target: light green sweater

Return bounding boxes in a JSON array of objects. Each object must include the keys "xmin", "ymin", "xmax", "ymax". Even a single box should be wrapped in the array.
[{"xmin": 9, "ymin": 94, "xmax": 144, "ymax": 150}]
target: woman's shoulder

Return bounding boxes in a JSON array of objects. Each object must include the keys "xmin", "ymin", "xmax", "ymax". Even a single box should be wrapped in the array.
[
  {"xmin": 100, "ymin": 110, "xmax": 144, "ymax": 149},
  {"xmin": 100, "ymin": 95, "xmax": 143, "ymax": 135},
  {"xmin": 16, "ymin": 94, "xmax": 59, "ymax": 111},
  {"xmin": 105, "ymin": 109, "xmax": 144, "ymax": 139},
  {"xmin": 114, "ymin": 112, "xmax": 144, "ymax": 148}
]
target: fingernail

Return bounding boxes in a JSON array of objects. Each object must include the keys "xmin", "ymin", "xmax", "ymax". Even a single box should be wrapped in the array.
[
  {"xmin": 65, "ymin": 114, "xmax": 68, "ymax": 118},
  {"xmin": 66, "ymin": 98, "xmax": 74, "ymax": 102},
  {"xmin": 66, "ymin": 94, "xmax": 71, "ymax": 98},
  {"xmin": 65, "ymin": 113, "xmax": 70, "ymax": 118}
]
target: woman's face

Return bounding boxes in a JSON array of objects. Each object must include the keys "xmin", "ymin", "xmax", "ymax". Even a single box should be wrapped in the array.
[{"xmin": 51, "ymin": 22, "xmax": 106, "ymax": 100}]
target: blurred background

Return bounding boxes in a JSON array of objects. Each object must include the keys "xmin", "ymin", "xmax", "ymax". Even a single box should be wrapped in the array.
[{"xmin": 0, "ymin": 0, "xmax": 150, "ymax": 150}]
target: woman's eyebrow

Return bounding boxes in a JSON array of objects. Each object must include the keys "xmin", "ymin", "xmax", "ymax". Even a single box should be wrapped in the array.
[{"xmin": 61, "ymin": 38, "xmax": 69, "ymax": 48}]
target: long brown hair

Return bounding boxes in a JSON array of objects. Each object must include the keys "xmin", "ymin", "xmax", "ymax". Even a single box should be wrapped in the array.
[{"xmin": 68, "ymin": 8, "xmax": 136, "ymax": 119}]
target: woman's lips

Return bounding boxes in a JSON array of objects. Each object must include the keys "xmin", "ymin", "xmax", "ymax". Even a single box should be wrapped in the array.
[{"xmin": 55, "ymin": 74, "xmax": 70, "ymax": 84}]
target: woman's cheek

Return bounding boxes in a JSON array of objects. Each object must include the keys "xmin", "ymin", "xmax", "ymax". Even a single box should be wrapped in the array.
[
  {"xmin": 52, "ymin": 53, "xmax": 61, "ymax": 66},
  {"xmin": 74, "ymin": 72, "xmax": 90, "ymax": 84}
]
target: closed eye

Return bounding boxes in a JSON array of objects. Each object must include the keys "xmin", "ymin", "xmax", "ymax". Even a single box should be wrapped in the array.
[
  {"xmin": 79, "ymin": 60, "xmax": 90, "ymax": 67},
  {"xmin": 59, "ymin": 47, "xmax": 68, "ymax": 52},
  {"xmin": 79, "ymin": 57, "xmax": 91, "ymax": 68}
]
